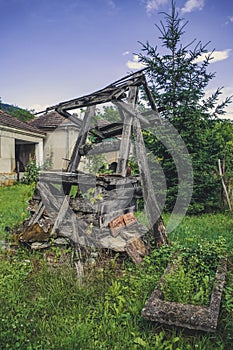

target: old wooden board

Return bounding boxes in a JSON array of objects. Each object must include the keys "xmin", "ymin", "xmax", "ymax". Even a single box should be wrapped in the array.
[
  {"xmin": 81, "ymin": 139, "xmax": 120, "ymax": 156},
  {"xmin": 42, "ymin": 69, "xmax": 146, "ymax": 113},
  {"xmin": 67, "ymin": 105, "xmax": 96, "ymax": 173},
  {"xmin": 116, "ymin": 86, "xmax": 137, "ymax": 176},
  {"xmin": 133, "ymin": 118, "xmax": 168, "ymax": 245}
]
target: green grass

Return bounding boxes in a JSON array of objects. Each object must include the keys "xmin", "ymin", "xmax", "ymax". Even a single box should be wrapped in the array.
[
  {"xmin": 0, "ymin": 184, "xmax": 35, "ymax": 240},
  {"xmin": 0, "ymin": 185, "xmax": 233, "ymax": 349}
]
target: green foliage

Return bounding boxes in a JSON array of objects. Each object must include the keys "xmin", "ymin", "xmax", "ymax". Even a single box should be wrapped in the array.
[
  {"xmin": 161, "ymin": 243, "xmax": 223, "ymax": 305},
  {"xmin": 0, "ymin": 184, "xmax": 34, "ymax": 239},
  {"xmin": 22, "ymin": 159, "xmax": 39, "ymax": 184},
  {"xmin": 96, "ymin": 105, "xmax": 121, "ymax": 123},
  {"xmin": 1, "ymin": 103, "xmax": 34, "ymax": 122},
  {"xmin": 138, "ymin": 1, "xmax": 232, "ymax": 213},
  {"xmin": 22, "ymin": 156, "xmax": 53, "ymax": 185},
  {"xmin": 84, "ymin": 153, "xmax": 108, "ymax": 174}
]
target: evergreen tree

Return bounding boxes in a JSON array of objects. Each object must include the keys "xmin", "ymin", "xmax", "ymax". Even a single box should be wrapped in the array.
[{"xmin": 138, "ymin": 1, "xmax": 232, "ymax": 213}]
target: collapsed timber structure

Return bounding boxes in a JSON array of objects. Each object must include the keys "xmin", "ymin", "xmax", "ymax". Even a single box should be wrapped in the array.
[{"xmin": 19, "ymin": 69, "xmax": 168, "ymax": 263}]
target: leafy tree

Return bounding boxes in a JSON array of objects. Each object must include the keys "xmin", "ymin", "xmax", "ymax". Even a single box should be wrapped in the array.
[
  {"xmin": 137, "ymin": 1, "xmax": 232, "ymax": 213},
  {"xmin": 8, "ymin": 107, "xmax": 34, "ymax": 122},
  {"xmin": 1, "ymin": 103, "xmax": 34, "ymax": 122},
  {"xmin": 96, "ymin": 105, "xmax": 121, "ymax": 123}
]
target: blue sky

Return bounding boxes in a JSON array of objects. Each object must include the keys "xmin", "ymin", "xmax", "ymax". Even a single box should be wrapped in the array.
[{"xmin": 1, "ymin": 0, "xmax": 233, "ymax": 118}]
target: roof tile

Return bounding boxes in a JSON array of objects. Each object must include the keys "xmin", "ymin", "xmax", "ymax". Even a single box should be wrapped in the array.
[
  {"xmin": 0, "ymin": 109, "xmax": 44, "ymax": 135},
  {"xmin": 29, "ymin": 111, "xmax": 70, "ymax": 128}
]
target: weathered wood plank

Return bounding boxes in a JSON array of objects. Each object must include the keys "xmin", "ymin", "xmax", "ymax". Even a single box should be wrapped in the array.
[
  {"xmin": 79, "ymin": 139, "xmax": 120, "ymax": 156},
  {"xmin": 28, "ymin": 201, "xmax": 44, "ymax": 225},
  {"xmin": 67, "ymin": 105, "xmax": 96, "ymax": 173},
  {"xmin": 125, "ymin": 236, "xmax": 148, "ymax": 264},
  {"xmin": 50, "ymin": 195, "xmax": 71, "ymax": 236},
  {"xmin": 116, "ymin": 86, "xmax": 138, "ymax": 176},
  {"xmin": 43, "ymin": 70, "xmax": 146, "ymax": 113},
  {"xmin": 133, "ymin": 118, "xmax": 168, "ymax": 245},
  {"xmin": 114, "ymin": 100, "xmax": 150, "ymax": 126}
]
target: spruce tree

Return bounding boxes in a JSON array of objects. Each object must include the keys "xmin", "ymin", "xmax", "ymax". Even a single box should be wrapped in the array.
[{"xmin": 138, "ymin": 1, "xmax": 232, "ymax": 213}]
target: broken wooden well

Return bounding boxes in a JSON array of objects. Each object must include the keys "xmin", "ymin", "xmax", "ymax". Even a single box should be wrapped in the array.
[{"xmin": 19, "ymin": 70, "xmax": 168, "ymax": 263}]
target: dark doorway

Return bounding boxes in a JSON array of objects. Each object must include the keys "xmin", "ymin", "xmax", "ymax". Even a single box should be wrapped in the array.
[{"xmin": 15, "ymin": 140, "xmax": 36, "ymax": 172}]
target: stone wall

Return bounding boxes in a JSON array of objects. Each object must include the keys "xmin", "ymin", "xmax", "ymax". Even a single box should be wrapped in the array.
[{"xmin": 0, "ymin": 173, "xmax": 17, "ymax": 186}]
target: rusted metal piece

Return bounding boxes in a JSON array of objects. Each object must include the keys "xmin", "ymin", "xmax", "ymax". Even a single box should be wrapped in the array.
[{"xmin": 142, "ymin": 258, "xmax": 227, "ymax": 332}]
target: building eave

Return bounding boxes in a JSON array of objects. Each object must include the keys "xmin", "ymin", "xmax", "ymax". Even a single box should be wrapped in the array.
[{"xmin": 0, "ymin": 124, "xmax": 46, "ymax": 138}]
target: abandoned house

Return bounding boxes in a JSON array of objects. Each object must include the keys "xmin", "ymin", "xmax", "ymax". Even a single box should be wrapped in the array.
[
  {"xmin": 29, "ymin": 110, "xmax": 81, "ymax": 171},
  {"xmin": 0, "ymin": 108, "xmax": 119, "ymax": 185},
  {"xmin": 0, "ymin": 109, "xmax": 45, "ymax": 185},
  {"xmin": 30, "ymin": 110, "xmax": 119, "ymax": 171}
]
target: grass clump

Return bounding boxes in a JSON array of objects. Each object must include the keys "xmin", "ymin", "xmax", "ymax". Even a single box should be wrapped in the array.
[
  {"xmin": 0, "ymin": 184, "xmax": 34, "ymax": 240},
  {"xmin": 161, "ymin": 245, "xmax": 221, "ymax": 306}
]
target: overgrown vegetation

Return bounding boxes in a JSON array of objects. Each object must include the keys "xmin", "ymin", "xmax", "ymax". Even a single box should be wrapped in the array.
[
  {"xmin": 22, "ymin": 156, "xmax": 53, "ymax": 184},
  {"xmin": 161, "ymin": 244, "xmax": 223, "ymax": 306},
  {"xmin": 0, "ymin": 184, "xmax": 34, "ymax": 240},
  {"xmin": 0, "ymin": 185, "xmax": 233, "ymax": 350}
]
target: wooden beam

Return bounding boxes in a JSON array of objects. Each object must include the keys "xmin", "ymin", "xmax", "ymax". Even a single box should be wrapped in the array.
[
  {"xmin": 67, "ymin": 105, "xmax": 96, "ymax": 173},
  {"xmin": 133, "ymin": 118, "xmax": 168, "ymax": 245},
  {"xmin": 40, "ymin": 70, "xmax": 146, "ymax": 114},
  {"xmin": 116, "ymin": 86, "xmax": 138, "ymax": 176},
  {"xmin": 50, "ymin": 194, "xmax": 71, "ymax": 236},
  {"xmin": 114, "ymin": 101, "xmax": 150, "ymax": 126},
  {"xmin": 80, "ymin": 139, "xmax": 120, "ymax": 156}
]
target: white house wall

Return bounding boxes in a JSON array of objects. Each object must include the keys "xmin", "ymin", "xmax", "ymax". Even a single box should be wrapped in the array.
[
  {"xmin": 44, "ymin": 126, "xmax": 80, "ymax": 171},
  {"xmin": 0, "ymin": 127, "xmax": 44, "ymax": 173}
]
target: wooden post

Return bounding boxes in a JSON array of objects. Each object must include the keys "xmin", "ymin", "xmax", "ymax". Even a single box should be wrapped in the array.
[
  {"xmin": 61, "ymin": 105, "xmax": 96, "ymax": 195},
  {"xmin": 51, "ymin": 194, "xmax": 71, "ymax": 236},
  {"xmin": 218, "ymin": 159, "xmax": 232, "ymax": 211},
  {"xmin": 133, "ymin": 118, "xmax": 168, "ymax": 245},
  {"xmin": 51, "ymin": 106, "xmax": 96, "ymax": 235},
  {"xmin": 67, "ymin": 105, "xmax": 96, "ymax": 173},
  {"xmin": 116, "ymin": 86, "xmax": 138, "ymax": 176}
]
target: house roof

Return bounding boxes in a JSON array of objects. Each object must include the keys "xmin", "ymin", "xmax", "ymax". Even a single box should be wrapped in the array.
[
  {"xmin": 0, "ymin": 109, "xmax": 44, "ymax": 135},
  {"xmin": 29, "ymin": 111, "xmax": 75, "ymax": 129}
]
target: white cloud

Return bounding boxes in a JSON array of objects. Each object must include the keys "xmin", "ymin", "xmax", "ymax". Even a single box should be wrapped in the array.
[
  {"xmin": 204, "ymin": 86, "xmax": 233, "ymax": 120},
  {"xmin": 219, "ymin": 86, "xmax": 233, "ymax": 120},
  {"xmin": 194, "ymin": 49, "xmax": 231, "ymax": 63},
  {"xmin": 122, "ymin": 51, "xmax": 130, "ymax": 56},
  {"xmin": 226, "ymin": 16, "xmax": 233, "ymax": 24},
  {"xmin": 145, "ymin": 0, "xmax": 168, "ymax": 14},
  {"xmin": 105, "ymin": 0, "xmax": 116, "ymax": 9},
  {"xmin": 28, "ymin": 103, "xmax": 48, "ymax": 113},
  {"xmin": 181, "ymin": 0, "xmax": 204, "ymax": 14},
  {"xmin": 126, "ymin": 55, "xmax": 146, "ymax": 70}
]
